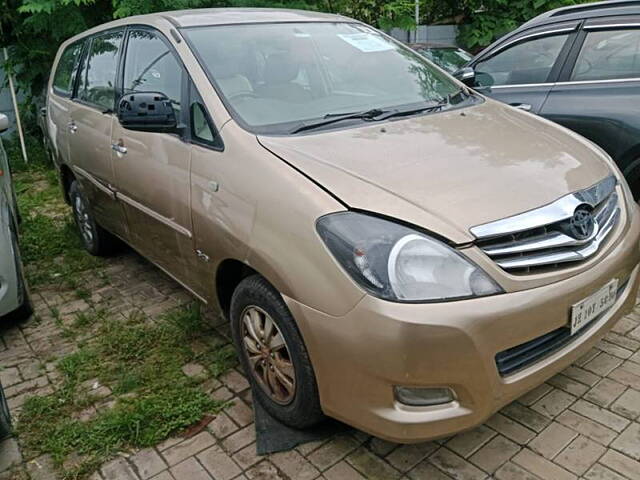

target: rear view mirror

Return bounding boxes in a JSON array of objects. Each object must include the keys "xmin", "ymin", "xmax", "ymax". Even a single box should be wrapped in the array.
[
  {"xmin": 117, "ymin": 92, "xmax": 177, "ymax": 133},
  {"xmin": 0, "ymin": 114, "xmax": 9, "ymax": 133},
  {"xmin": 453, "ymin": 67, "xmax": 476, "ymax": 87}
]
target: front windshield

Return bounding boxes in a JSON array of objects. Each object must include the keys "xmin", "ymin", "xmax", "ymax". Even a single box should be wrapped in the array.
[{"xmin": 183, "ymin": 22, "xmax": 470, "ymax": 134}]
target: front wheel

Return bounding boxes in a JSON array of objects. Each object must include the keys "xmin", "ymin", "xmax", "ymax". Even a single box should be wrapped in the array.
[
  {"xmin": 69, "ymin": 181, "xmax": 116, "ymax": 256},
  {"xmin": 230, "ymin": 275, "xmax": 325, "ymax": 429}
]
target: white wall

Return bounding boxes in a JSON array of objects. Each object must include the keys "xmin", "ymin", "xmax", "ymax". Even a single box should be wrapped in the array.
[{"xmin": 389, "ymin": 24, "xmax": 460, "ymax": 46}]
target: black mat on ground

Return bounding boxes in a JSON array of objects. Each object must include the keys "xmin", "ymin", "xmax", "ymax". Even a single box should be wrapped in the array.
[{"xmin": 252, "ymin": 391, "xmax": 351, "ymax": 455}]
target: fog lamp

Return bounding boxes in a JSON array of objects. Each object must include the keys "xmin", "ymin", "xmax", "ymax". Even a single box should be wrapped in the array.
[{"xmin": 394, "ymin": 386, "xmax": 455, "ymax": 407}]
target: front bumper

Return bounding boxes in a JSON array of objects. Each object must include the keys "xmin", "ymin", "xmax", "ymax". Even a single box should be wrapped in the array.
[{"xmin": 286, "ymin": 207, "xmax": 640, "ymax": 443}]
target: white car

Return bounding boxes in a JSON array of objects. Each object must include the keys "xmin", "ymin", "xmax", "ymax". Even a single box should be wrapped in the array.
[{"xmin": 0, "ymin": 113, "xmax": 31, "ymax": 323}]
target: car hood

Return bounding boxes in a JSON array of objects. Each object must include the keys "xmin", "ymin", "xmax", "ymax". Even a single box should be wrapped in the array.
[{"xmin": 258, "ymin": 100, "xmax": 612, "ymax": 244}]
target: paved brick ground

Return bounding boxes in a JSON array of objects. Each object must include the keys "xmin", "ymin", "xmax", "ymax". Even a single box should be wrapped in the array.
[{"xmin": 2, "ymin": 250, "xmax": 640, "ymax": 479}]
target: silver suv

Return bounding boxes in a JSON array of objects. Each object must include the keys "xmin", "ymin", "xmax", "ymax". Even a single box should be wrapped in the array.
[{"xmin": 0, "ymin": 113, "xmax": 31, "ymax": 322}]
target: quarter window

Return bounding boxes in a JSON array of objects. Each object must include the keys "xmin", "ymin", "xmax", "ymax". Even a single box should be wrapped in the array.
[
  {"xmin": 189, "ymin": 83, "xmax": 221, "ymax": 148},
  {"xmin": 571, "ymin": 29, "xmax": 640, "ymax": 81},
  {"xmin": 123, "ymin": 29, "xmax": 183, "ymax": 114},
  {"xmin": 78, "ymin": 31, "xmax": 123, "ymax": 110},
  {"xmin": 475, "ymin": 34, "xmax": 569, "ymax": 87},
  {"xmin": 53, "ymin": 42, "xmax": 84, "ymax": 95}
]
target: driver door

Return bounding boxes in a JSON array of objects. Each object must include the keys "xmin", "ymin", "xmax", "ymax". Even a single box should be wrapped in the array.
[
  {"xmin": 110, "ymin": 27, "xmax": 196, "ymax": 286},
  {"xmin": 470, "ymin": 25, "xmax": 579, "ymax": 113}
]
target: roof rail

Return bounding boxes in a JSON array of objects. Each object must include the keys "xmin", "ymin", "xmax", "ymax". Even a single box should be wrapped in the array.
[{"xmin": 549, "ymin": 0, "xmax": 640, "ymax": 18}]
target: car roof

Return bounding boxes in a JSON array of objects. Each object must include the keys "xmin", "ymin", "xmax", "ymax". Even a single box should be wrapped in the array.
[
  {"xmin": 163, "ymin": 8, "xmax": 351, "ymax": 27},
  {"xmin": 62, "ymin": 8, "xmax": 355, "ymax": 45},
  {"xmin": 519, "ymin": 0, "xmax": 640, "ymax": 30}
]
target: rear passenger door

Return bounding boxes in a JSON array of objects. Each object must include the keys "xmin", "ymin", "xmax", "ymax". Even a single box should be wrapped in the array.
[
  {"xmin": 68, "ymin": 29, "xmax": 128, "ymax": 240},
  {"xmin": 541, "ymin": 18, "xmax": 640, "ymax": 170},
  {"xmin": 47, "ymin": 40, "xmax": 85, "ymax": 168},
  {"xmin": 470, "ymin": 23, "xmax": 579, "ymax": 113}
]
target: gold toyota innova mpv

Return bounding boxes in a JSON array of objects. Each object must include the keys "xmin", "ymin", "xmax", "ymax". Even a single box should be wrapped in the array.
[{"xmin": 46, "ymin": 8, "xmax": 640, "ymax": 443}]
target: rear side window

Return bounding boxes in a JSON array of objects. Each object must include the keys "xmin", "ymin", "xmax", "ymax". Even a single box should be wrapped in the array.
[
  {"xmin": 78, "ymin": 30, "xmax": 124, "ymax": 110},
  {"xmin": 53, "ymin": 42, "xmax": 84, "ymax": 95},
  {"xmin": 572, "ymin": 29, "xmax": 640, "ymax": 81},
  {"xmin": 475, "ymin": 34, "xmax": 569, "ymax": 87}
]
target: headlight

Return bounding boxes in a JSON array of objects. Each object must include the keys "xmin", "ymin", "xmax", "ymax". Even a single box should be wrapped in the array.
[{"xmin": 317, "ymin": 212, "xmax": 502, "ymax": 302}]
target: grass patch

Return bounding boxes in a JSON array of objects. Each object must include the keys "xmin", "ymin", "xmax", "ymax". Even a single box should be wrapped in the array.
[
  {"xmin": 18, "ymin": 304, "xmax": 229, "ymax": 479},
  {"xmin": 11, "ymin": 154, "xmax": 104, "ymax": 287}
]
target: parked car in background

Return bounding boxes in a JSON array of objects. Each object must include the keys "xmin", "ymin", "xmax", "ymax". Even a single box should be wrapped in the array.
[
  {"xmin": 0, "ymin": 113, "xmax": 31, "ymax": 323},
  {"xmin": 46, "ymin": 9, "xmax": 640, "ymax": 443},
  {"xmin": 409, "ymin": 43, "xmax": 472, "ymax": 73},
  {"xmin": 0, "ymin": 381, "xmax": 11, "ymax": 440},
  {"xmin": 456, "ymin": 0, "xmax": 640, "ymax": 197}
]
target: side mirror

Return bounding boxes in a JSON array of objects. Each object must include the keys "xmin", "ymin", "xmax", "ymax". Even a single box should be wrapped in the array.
[
  {"xmin": 117, "ymin": 92, "xmax": 177, "ymax": 133},
  {"xmin": 453, "ymin": 67, "xmax": 476, "ymax": 87},
  {"xmin": 0, "ymin": 114, "xmax": 9, "ymax": 133}
]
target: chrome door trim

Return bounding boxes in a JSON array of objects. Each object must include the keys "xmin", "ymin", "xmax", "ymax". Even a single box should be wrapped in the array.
[
  {"xmin": 470, "ymin": 175, "xmax": 617, "ymax": 239},
  {"xmin": 556, "ymin": 77, "xmax": 640, "ymax": 86},
  {"xmin": 72, "ymin": 165, "xmax": 116, "ymax": 200},
  {"xmin": 116, "ymin": 191, "xmax": 193, "ymax": 239},
  {"xmin": 487, "ymin": 26, "xmax": 578, "ymax": 58},
  {"xmin": 584, "ymin": 23, "xmax": 640, "ymax": 30},
  {"xmin": 489, "ymin": 82, "xmax": 556, "ymax": 90},
  {"xmin": 482, "ymin": 76, "xmax": 640, "ymax": 90}
]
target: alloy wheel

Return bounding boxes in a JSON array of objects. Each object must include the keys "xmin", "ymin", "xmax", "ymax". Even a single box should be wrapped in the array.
[
  {"xmin": 240, "ymin": 306, "xmax": 296, "ymax": 405},
  {"xmin": 74, "ymin": 194, "xmax": 94, "ymax": 247}
]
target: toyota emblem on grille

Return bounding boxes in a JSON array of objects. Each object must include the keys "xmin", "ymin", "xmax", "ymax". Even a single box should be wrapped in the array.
[{"xmin": 569, "ymin": 207, "xmax": 595, "ymax": 240}]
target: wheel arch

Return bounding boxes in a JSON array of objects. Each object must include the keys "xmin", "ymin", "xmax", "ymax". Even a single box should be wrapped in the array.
[
  {"xmin": 59, "ymin": 163, "xmax": 75, "ymax": 205},
  {"xmin": 215, "ymin": 258, "xmax": 260, "ymax": 320}
]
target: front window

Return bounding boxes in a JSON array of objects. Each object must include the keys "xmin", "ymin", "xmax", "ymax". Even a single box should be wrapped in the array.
[
  {"xmin": 474, "ymin": 34, "xmax": 569, "ymax": 87},
  {"xmin": 183, "ymin": 22, "xmax": 470, "ymax": 135}
]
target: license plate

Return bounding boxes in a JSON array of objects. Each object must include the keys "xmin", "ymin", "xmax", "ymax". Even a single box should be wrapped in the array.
[{"xmin": 571, "ymin": 279, "xmax": 618, "ymax": 335}]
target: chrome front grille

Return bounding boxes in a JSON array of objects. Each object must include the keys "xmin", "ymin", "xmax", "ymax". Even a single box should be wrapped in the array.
[{"xmin": 471, "ymin": 176, "xmax": 620, "ymax": 274}]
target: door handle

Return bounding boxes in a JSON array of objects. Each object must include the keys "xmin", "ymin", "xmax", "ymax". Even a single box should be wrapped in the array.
[
  {"xmin": 510, "ymin": 103, "xmax": 532, "ymax": 112},
  {"xmin": 67, "ymin": 121, "xmax": 78, "ymax": 133},
  {"xmin": 111, "ymin": 142, "xmax": 127, "ymax": 155}
]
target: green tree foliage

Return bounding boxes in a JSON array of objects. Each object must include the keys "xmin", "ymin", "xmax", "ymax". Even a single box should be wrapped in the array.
[{"xmin": 456, "ymin": 0, "xmax": 598, "ymax": 50}]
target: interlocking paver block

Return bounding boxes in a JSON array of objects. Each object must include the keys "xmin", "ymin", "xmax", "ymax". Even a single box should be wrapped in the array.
[
  {"xmin": 611, "ymin": 388, "xmax": 640, "ymax": 419},
  {"xmin": 271, "ymin": 449, "xmax": 320, "ymax": 480},
  {"xmin": 600, "ymin": 449, "xmax": 640, "ymax": 480},
  {"xmin": 161, "ymin": 431, "xmax": 216, "ymax": 466},
  {"xmin": 445, "ymin": 425, "xmax": 496, "ymax": 458},
  {"xmin": 428, "ymin": 448, "xmax": 487, "ymax": 480},
  {"xmin": 585, "ymin": 378, "xmax": 627, "ymax": 407},
  {"xmin": 101, "ymin": 457, "xmax": 139, "ymax": 480},
  {"xmin": 555, "ymin": 435, "xmax": 606, "ymax": 476},
  {"xmin": 169, "ymin": 458, "xmax": 211, "ymax": 480},
  {"xmin": 130, "ymin": 448, "xmax": 167, "ymax": 479},
  {"xmin": 531, "ymin": 389, "xmax": 576, "ymax": 418},
  {"xmin": 349, "ymin": 447, "xmax": 402, "ymax": 480},
  {"xmin": 198, "ymin": 445, "xmax": 242, "ymax": 480},
  {"xmin": 469, "ymin": 435, "xmax": 520, "ymax": 474},
  {"xmin": 529, "ymin": 422, "xmax": 577, "ymax": 459},
  {"xmin": 485, "ymin": 413, "xmax": 536, "ymax": 445},
  {"xmin": 0, "ymin": 438, "xmax": 22, "ymax": 473},
  {"xmin": 512, "ymin": 449, "xmax": 576, "ymax": 480},
  {"xmin": 556, "ymin": 410, "xmax": 617, "ymax": 446},
  {"xmin": 610, "ymin": 422, "xmax": 640, "ymax": 461}
]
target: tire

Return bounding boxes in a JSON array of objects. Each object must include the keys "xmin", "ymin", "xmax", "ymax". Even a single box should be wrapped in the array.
[
  {"xmin": 0, "ymin": 382, "xmax": 11, "ymax": 440},
  {"xmin": 230, "ymin": 275, "xmax": 325, "ymax": 429},
  {"xmin": 69, "ymin": 181, "xmax": 116, "ymax": 256}
]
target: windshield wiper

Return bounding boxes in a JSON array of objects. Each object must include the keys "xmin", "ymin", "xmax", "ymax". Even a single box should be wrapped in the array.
[{"xmin": 289, "ymin": 108, "xmax": 390, "ymax": 134}]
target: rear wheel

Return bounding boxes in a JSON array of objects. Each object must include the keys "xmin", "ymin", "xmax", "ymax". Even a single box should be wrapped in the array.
[
  {"xmin": 69, "ymin": 181, "xmax": 116, "ymax": 256},
  {"xmin": 230, "ymin": 275, "xmax": 324, "ymax": 429}
]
